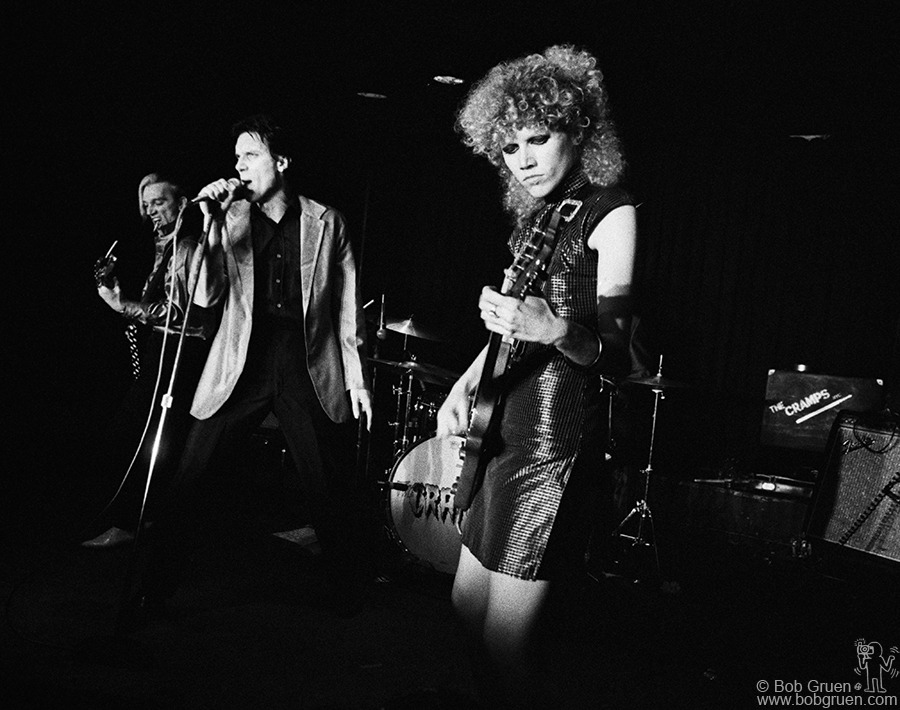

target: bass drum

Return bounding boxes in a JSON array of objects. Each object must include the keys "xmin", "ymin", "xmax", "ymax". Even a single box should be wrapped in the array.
[{"xmin": 387, "ymin": 435, "xmax": 465, "ymax": 575}]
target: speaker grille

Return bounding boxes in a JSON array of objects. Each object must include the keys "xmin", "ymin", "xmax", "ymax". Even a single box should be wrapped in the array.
[{"xmin": 810, "ymin": 411, "xmax": 900, "ymax": 564}]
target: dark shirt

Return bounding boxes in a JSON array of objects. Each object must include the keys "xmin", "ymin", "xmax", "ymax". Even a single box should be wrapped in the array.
[{"xmin": 250, "ymin": 203, "xmax": 304, "ymax": 327}]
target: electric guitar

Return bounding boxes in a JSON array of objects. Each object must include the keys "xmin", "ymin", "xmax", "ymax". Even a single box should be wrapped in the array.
[{"xmin": 454, "ymin": 202, "xmax": 577, "ymax": 510}]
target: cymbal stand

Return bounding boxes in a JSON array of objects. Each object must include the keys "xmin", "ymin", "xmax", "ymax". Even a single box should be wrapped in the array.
[{"xmin": 612, "ymin": 356, "xmax": 666, "ymax": 580}]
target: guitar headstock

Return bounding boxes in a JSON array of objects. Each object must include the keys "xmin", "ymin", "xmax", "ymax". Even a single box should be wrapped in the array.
[
  {"xmin": 94, "ymin": 255, "xmax": 117, "ymax": 288},
  {"xmin": 93, "ymin": 239, "xmax": 119, "ymax": 288}
]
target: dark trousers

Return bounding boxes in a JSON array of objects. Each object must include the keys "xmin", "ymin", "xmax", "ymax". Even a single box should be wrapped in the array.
[
  {"xmin": 94, "ymin": 330, "xmax": 210, "ymax": 532},
  {"xmin": 143, "ymin": 327, "xmax": 369, "ymax": 599}
]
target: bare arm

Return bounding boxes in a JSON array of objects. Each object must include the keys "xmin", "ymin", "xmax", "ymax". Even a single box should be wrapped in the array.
[
  {"xmin": 479, "ymin": 204, "xmax": 637, "ymax": 371},
  {"xmin": 435, "ymin": 345, "xmax": 487, "ymax": 437}
]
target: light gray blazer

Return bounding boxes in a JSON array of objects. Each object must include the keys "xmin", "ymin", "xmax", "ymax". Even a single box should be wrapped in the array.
[{"xmin": 190, "ymin": 195, "xmax": 369, "ymax": 423}]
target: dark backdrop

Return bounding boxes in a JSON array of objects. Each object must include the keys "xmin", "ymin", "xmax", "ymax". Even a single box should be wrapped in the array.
[{"xmin": 8, "ymin": 1, "xmax": 899, "ymax": 514}]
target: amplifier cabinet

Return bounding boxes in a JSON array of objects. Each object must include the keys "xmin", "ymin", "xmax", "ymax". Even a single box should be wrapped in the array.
[{"xmin": 808, "ymin": 411, "xmax": 900, "ymax": 564}]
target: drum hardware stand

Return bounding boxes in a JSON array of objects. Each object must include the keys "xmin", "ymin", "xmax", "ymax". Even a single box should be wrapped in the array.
[
  {"xmin": 611, "ymin": 355, "xmax": 674, "ymax": 582},
  {"xmin": 389, "ymin": 343, "xmax": 414, "ymax": 458},
  {"xmin": 387, "ymin": 329, "xmax": 428, "ymax": 458},
  {"xmin": 390, "ymin": 369, "xmax": 417, "ymax": 458}
]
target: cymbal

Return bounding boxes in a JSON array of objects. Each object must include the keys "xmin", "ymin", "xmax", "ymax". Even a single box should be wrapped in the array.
[
  {"xmin": 369, "ymin": 357, "xmax": 406, "ymax": 370},
  {"xmin": 368, "ymin": 357, "xmax": 460, "ymax": 386},
  {"xmin": 398, "ymin": 360, "xmax": 460, "ymax": 386},
  {"xmin": 384, "ymin": 317, "xmax": 442, "ymax": 341},
  {"xmin": 623, "ymin": 373, "xmax": 690, "ymax": 389}
]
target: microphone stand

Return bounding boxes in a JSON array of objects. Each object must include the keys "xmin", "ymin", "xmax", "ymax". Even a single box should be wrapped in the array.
[
  {"xmin": 111, "ymin": 203, "xmax": 214, "ymax": 637},
  {"xmin": 73, "ymin": 204, "xmax": 213, "ymax": 666}
]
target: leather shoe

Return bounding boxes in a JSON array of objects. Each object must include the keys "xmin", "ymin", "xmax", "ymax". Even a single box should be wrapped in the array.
[{"xmin": 81, "ymin": 527, "xmax": 135, "ymax": 549}]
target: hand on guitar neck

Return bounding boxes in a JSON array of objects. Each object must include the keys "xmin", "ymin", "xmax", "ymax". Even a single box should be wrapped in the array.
[
  {"xmin": 450, "ymin": 208, "xmax": 567, "ymax": 510},
  {"xmin": 94, "ymin": 255, "xmax": 118, "ymax": 289},
  {"xmin": 93, "ymin": 239, "xmax": 119, "ymax": 288}
]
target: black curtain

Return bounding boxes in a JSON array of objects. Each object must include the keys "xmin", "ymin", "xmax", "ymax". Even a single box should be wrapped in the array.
[{"xmin": 625, "ymin": 134, "xmax": 900, "ymax": 471}]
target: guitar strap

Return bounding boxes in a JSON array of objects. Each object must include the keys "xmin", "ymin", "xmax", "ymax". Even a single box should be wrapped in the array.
[
  {"xmin": 517, "ymin": 196, "xmax": 583, "ymax": 293},
  {"xmin": 124, "ymin": 323, "xmax": 141, "ymax": 380},
  {"xmin": 141, "ymin": 239, "xmax": 175, "ymax": 304},
  {"xmin": 122, "ymin": 239, "xmax": 174, "ymax": 380}
]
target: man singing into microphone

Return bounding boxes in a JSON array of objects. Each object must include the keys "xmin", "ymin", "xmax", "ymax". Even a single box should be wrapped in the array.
[{"xmin": 131, "ymin": 114, "xmax": 374, "ymax": 625}]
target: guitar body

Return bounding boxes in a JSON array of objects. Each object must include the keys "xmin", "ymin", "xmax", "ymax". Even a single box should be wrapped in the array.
[{"xmin": 454, "ymin": 333, "xmax": 511, "ymax": 509}]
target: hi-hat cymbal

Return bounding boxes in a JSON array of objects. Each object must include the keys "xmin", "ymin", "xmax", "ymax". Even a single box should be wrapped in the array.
[
  {"xmin": 399, "ymin": 360, "xmax": 460, "ymax": 386},
  {"xmin": 385, "ymin": 317, "xmax": 442, "ymax": 341},
  {"xmin": 623, "ymin": 373, "xmax": 690, "ymax": 389}
]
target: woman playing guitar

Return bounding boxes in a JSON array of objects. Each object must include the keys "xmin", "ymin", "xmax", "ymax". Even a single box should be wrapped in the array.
[{"xmin": 435, "ymin": 45, "xmax": 638, "ymax": 707}]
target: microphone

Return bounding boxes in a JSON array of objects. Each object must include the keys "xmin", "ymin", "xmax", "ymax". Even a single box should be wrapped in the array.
[
  {"xmin": 191, "ymin": 178, "xmax": 245, "ymax": 204},
  {"xmin": 376, "ymin": 293, "xmax": 388, "ymax": 340}
]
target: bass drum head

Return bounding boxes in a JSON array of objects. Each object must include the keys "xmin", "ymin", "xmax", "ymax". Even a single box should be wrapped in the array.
[{"xmin": 388, "ymin": 435, "xmax": 464, "ymax": 575}]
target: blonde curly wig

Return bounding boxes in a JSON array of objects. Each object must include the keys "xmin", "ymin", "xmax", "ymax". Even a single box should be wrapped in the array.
[{"xmin": 456, "ymin": 45, "xmax": 625, "ymax": 223}]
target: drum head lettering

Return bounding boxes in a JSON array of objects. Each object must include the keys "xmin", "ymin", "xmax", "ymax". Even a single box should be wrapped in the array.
[{"xmin": 388, "ymin": 436, "xmax": 464, "ymax": 574}]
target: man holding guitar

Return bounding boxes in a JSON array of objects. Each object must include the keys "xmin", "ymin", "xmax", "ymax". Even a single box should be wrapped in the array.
[
  {"xmin": 435, "ymin": 45, "xmax": 638, "ymax": 706},
  {"xmin": 82, "ymin": 173, "xmax": 216, "ymax": 549}
]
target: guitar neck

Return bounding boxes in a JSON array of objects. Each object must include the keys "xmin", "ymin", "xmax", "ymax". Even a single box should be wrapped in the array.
[
  {"xmin": 481, "ymin": 331, "xmax": 513, "ymax": 385},
  {"xmin": 454, "ymin": 199, "xmax": 577, "ymax": 511}
]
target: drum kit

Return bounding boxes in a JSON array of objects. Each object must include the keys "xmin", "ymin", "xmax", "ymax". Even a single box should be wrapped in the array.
[
  {"xmin": 368, "ymin": 315, "xmax": 466, "ymax": 575},
  {"xmin": 369, "ymin": 313, "xmax": 690, "ymax": 580}
]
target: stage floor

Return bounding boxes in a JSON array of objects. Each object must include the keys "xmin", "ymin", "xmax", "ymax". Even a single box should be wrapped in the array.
[{"xmin": 2, "ymin": 466, "xmax": 897, "ymax": 709}]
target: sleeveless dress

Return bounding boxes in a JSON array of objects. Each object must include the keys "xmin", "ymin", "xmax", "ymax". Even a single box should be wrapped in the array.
[{"xmin": 460, "ymin": 171, "xmax": 635, "ymax": 580}]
